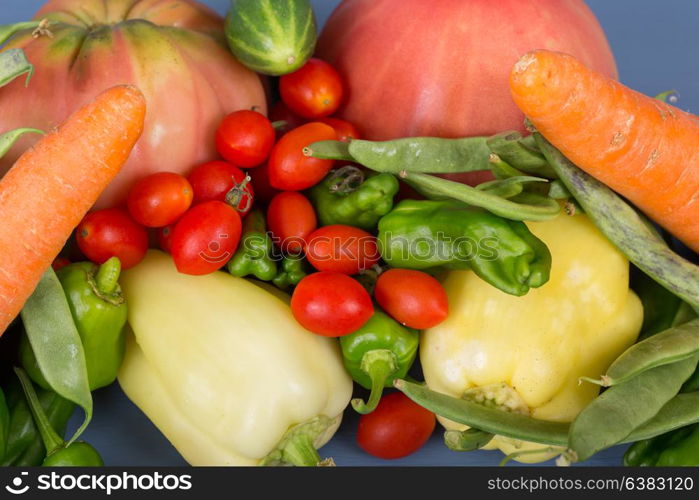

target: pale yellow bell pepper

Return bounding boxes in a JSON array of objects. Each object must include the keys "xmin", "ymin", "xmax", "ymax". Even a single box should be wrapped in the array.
[
  {"xmin": 118, "ymin": 251, "xmax": 352, "ymax": 466},
  {"xmin": 421, "ymin": 213, "xmax": 643, "ymax": 462}
]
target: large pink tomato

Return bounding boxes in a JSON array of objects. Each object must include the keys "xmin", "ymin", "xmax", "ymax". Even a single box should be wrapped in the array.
[
  {"xmin": 318, "ymin": 0, "xmax": 617, "ymax": 141},
  {"xmin": 0, "ymin": 0, "xmax": 266, "ymax": 209}
]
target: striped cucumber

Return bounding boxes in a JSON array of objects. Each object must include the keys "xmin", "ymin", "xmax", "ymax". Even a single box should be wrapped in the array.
[{"xmin": 225, "ymin": 0, "xmax": 317, "ymax": 76}]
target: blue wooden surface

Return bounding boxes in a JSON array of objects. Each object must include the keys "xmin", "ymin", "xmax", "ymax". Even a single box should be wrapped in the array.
[{"xmin": 1, "ymin": 0, "xmax": 697, "ymax": 467}]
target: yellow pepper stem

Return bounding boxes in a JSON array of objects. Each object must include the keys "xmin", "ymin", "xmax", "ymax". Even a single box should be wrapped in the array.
[{"xmin": 260, "ymin": 416, "xmax": 338, "ymax": 467}]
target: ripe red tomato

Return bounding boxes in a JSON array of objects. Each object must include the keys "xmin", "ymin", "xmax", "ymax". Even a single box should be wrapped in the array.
[
  {"xmin": 51, "ymin": 257, "xmax": 71, "ymax": 271},
  {"xmin": 170, "ymin": 201, "xmax": 242, "ymax": 275},
  {"xmin": 247, "ymin": 162, "xmax": 279, "ymax": 204},
  {"xmin": 187, "ymin": 161, "xmax": 254, "ymax": 216},
  {"xmin": 268, "ymin": 122, "xmax": 337, "ymax": 191},
  {"xmin": 127, "ymin": 172, "xmax": 193, "ymax": 228},
  {"xmin": 157, "ymin": 224, "xmax": 175, "ymax": 253},
  {"xmin": 269, "ymin": 100, "xmax": 307, "ymax": 135},
  {"xmin": 215, "ymin": 109, "xmax": 275, "ymax": 168},
  {"xmin": 280, "ymin": 58, "xmax": 345, "ymax": 119},
  {"xmin": 76, "ymin": 209, "xmax": 148, "ymax": 270},
  {"xmin": 291, "ymin": 272, "xmax": 373, "ymax": 337},
  {"xmin": 267, "ymin": 191, "xmax": 317, "ymax": 254},
  {"xmin": 306, "ymin": 225, "xmax": 379, "ymax": 275},
  {"xmin": 374, "ymin": 269, "xmax": 449, "ymax": 329},
  {"xmin": 357, "ymin": 392, "xmax": 436, "ymax": 459},
  {"xmin": 317, "ymin": 117, "xmax": 360, "ymax": 142}
]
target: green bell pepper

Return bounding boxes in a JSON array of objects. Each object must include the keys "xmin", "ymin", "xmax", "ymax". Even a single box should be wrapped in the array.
[
  {"xmin": 227, "ymin": 209, "xmax": 278, "ymax": 281},
  {"xmin": 340, "ymin": 310, "xmax": 419, "ymax": 414},
  {"xmin": 272, "ymin": 255, "xmax": 308, "ymax": 290},
  {"xmin": 377, "ymin": 199, "xmax": 552, "ymax": 296},
  {"xmin": 21, "ymin": 257, "xmax": 127, "ymax": 391},
  {"xmin": 15, "ymin": 368, "xmax": 103, "ymax": 466},
  {"xmin": 1, "ymin": 378, "xmax": 75, "ymax": 466},
  {"xmin": 310, "ymin": 168, "xmax": 399, "ymax": 231},
  {"xmin": 624, "ymin": 423, "xmax": 699, "ymax": 466}
]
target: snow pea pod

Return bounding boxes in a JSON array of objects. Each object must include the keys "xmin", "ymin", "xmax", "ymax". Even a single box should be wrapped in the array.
[
  {"xmin": 486, "ymin": 131, "xmax": 556, "ymax": 178},
  {"xmin": 444, "ymin": 428, "xmax": 494, "ymax": 452},
  {"xmin": 394, "ymin": 379, "xmax": 569, "ymax": 446},
  {"xmin": 535, "ymin": 134, "xmax": 699, "ymax": 308},
  {"xmin": 583, "ymin": 318, "xmax": 699, "ymax": 387},
  {"xmin": 303, "ymin": 140, "xmax": 353, "ymax": 161},
  {"xmin": 569, "ymin": 355, "xmax": 699, "ymax": 461},
  {"xmin": 400, "ymin": 172, "xmax": 560, "ymax": 221},
  {"xmin": 476, "ymin": 176, "xmax": 548, "ymax": 199},
  {"xmin": 621, "ymin": 392, "xmax": 699, "ymax": 443},
  {"xmin": 19, "ymin": 268, "xmax": 92, "ymax": 444}
]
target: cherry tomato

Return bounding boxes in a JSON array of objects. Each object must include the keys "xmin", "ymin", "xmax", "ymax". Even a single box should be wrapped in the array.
[
  {"xmin": 268, "ymin": 122, "xmax": 337, "ymax": 191},
  {"xmin": 157, "ymin": 224, "xmax": 175, "ymax": 253},
  {"xmin": 51, "ymin": 257, "xmax": 71, "ymax": 271},
  {"xmin": 215, "ymin": 109, "xmax": 275, "ymax": 168},
  {"xmin": 357, "ymin": 391, "xmax": 436, "ymax": 459},
  {"xmin": 187, "ymin": 161, "xmax": 254, "ymax": 216},
  {"xmin": 269, "ymin": 100, "xmax": 307, "ymax": 135},
  {"xmin": 291, "ymin": 272, "xmax": 373, "ymax": 337},
  {"xmin": 127, "ymin": 172, "xmax": 193, "ymax": 228},
  {"xmin": 280, "ymin": 58, "xmax": 344, "ymax": 119},
  {"xmin": 76, "ymin": 209, "xmax": 148, "ymax": 270},
  {"xmin": 317, "ymin": 117, "xmax": 360, "ymax": 142},
  {"xmin": 306, "ymin": 225, "xmax": 380, "ymax": 275},
  {"xmin": 248, "ymin": 162, "xmax": 279, "ymax": 204},
  {"xmin": 170, "ymin": 201, "xmax": 242, "ymax": 275},
  {"xmin": 267, "ymin": 191, "xmax": 317, "ymax": 253},
  {"xmin": 374, "ymin": 269, "xmax": 449, "ymax": 329}
]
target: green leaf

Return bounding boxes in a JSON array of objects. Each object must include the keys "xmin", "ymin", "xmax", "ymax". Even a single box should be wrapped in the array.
[{"xmin": 20, "ymin": 269, "xmax": 92, "ymax": 444}]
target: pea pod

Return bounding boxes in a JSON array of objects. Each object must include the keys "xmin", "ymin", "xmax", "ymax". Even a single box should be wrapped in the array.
[
  {"xmin": 534, "ymin": 133, "xmax": 699, "ymax": 308},
  {"xmin": 396, "ymin": 379, "xmax": 699, "ymax": 459},
  {"xmin": 582, "ymin": 318, "xmax": 699, "ymax": 387},
  {"xmin": 569, "ymin": 355, "xmax": 699, "ymax": 461},
  {"xmin": 476, "ymin": 176, "xmax": 548, "ymax": 199},
  {"xmin": 15, "ymin": 367, "xmax": 102, "ymax": 466},
  {"xmin": 486, "ymin": 131, "xmax": 556, "ymax": 178},
  {"xmin": 399, "ymin": 172, "xmax": 560, "ymax": 221},
  {"xmin": 19, "ymin": 268, "xmax": 92, "ymax": 443}
]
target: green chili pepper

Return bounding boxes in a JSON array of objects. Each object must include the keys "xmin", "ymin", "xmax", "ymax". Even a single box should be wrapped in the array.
[
  {"xmin": 227, "ymin": 209, "xmax": 277, "ymax": 281},
  {"xmin": 19, "ymin": 267, "xmax": 92, "ymax": 443},
  {"xmin": 570, "ymin": 354, "xmax": 699, "ymax": 461},
  {"xmin": 624, "ymin": 423, "xmax": 699, "ymax": 466},
  {"xmin": 15, "ymin": 367, "xmax": 102, "ymax": 466},
  {"xmin": 581, "ymin": 319, "xmax": 699, "ymax": 388},
  {"xmin": 377, "ymin": 199, "xmax": 551, "ymax": 296},
  {"xmin": 272, "ymin": 255, "xmax": 308, "ymax": 290},
  {"xmin": 395, "ymin": 380, "xmax": 699, "ymax": 459},
  {"xmin": 340, "ymin": 311, "xmax": 418, "ymax": 414},
  {"xmin": 21, "ymin": 257, "xmax": 127, "ymax": 391},
  {"xmin": 310, "ymin": 168, "xmax": 399, "ymax": 230},
  {"xmin": 535, "ymin": 133, "xmax": 699, "ymax": 308},
  {"xmin": 1, "ymin": 378, "xmax": 75, "ymax": 466}
]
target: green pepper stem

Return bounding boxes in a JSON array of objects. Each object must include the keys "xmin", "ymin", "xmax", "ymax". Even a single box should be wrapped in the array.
[
  {"xmin": 14, "ymin": 367, "xmax": 65, "ymax": 455},
  {"xmin": 95, "ymin": 257, "xmax": 121, "ymax": 295},
  {"xmin": 351, "ymin": 349, "xmax": 398, "ymax": 414}
]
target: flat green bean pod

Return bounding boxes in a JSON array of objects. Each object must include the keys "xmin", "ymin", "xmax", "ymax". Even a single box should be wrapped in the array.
[
  {"xmin": 487, "ymin": 131, "xmax": 556, "ymax": 178},
  {"xmin": 348, "ymin": 136, "xmax": 492, "ymax": 174},
  {"xmin": 583, "ymin": 318, "xmax": 699, "ymax": 387},
  {"xmin": 401, "ymin": 172, "xmax": 560, "ymax": 221},
  {"xmin": 303, "ymin": 140, "xmax": 353, "ymax": 161},
  {"xmin": 476, "ymin": 176, "xmax": 548, "ymax": 199},
  {"xmin": 569, "ymin": 355, "xmax": 699, "ymax": 461},
  {"xmin": 394, "ymin": 379, "xmax": 569, "ymax": 446},
  {"xmin": 535, "ymin": 134, "xmax": 699, "ymax": 308},
  {"xmin": 622, "ymin": 392, "xmax": 699, "ymax": 443}
]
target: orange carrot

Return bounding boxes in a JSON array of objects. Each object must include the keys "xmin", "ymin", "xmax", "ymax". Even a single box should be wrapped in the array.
[
  {"xmin": 510, "ymin": 49, "xmax": 699, "ymax": 253},
  {"xmin": 0, "ymin": 85, "xmax": 146, "ymax": 334}
]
